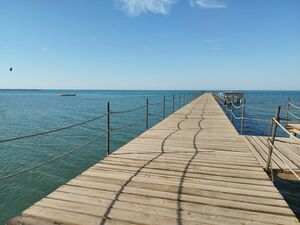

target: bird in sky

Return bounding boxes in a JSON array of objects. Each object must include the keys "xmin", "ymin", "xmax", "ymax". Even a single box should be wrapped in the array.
[{"xmin": 9, "ymin": 67, "xmax": 13, "ymax": 71}]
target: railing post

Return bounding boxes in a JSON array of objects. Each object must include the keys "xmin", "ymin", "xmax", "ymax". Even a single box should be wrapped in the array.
[
  {"xmin": 172, "ymin": 95, "xmax": 175, "ymax": 113},
  {"xmin": 241, "ymin": 98, "xmax": 246, "ymax": 135},
  {"xmin": 106, "ymin": 102, "xmax": 110, "ymax": 156},
  {"xmin": 146, "ymin": 98, "xmax": 149, "ymax": 130},
  {"xmin": 163, "ymin": 96, "xmax": 165, "ymax": 119},
  {"xmin": 179, "ymin": 95, "xmax": 181, "ymax": 108},
  {"xmin": 230, "ymin": 102, "xmax": 233, "ymax": 122},
  {"xmin": 184, "ymin": 94, "xmax": 186, "ymax": 105},
  {"xmin": 265, "ymin": 106, "xmax": 281, "ymax": 171},
  {"xmin": 286, "ymin": 97, "xmax": 290, "ymax": 125}
]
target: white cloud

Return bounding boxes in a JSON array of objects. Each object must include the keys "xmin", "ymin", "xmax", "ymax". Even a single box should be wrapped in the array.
[
  {"xmin": 190, "ymin": 0, "xmax": 226, "ymax": 9},
  {"xmin": 41, "ymin": 47, "xmax": 48, "ymax": 51},
  {"xmin": 115, "ymin": 0, "xmax": 176, "ymax": 16}
]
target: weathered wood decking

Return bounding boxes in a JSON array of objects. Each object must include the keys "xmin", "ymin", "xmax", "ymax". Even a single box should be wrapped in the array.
[
  {"xmin": 8, "ymin": 93, "xmax": 300, "ymax": 225},
  {"xmin": 286, "ymin": 124, "xmax": 300, "ymax": 135},
  {"xmin": 244, "ymin": 135, "xmax": 300, "ymax": 177}
]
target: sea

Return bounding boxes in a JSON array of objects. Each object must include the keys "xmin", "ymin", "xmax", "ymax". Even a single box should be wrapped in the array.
[{"xmin": 0, "ymin": 90, "xmax": 299, "ymax": 224}]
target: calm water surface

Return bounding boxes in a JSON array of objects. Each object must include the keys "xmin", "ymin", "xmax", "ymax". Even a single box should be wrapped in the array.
[{"xmin": 0, "ymin": 90, "xmax": 299, "ymax": 223}]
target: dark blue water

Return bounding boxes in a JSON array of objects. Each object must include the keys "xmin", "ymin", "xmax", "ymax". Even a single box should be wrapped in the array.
[{"xmin": 0, "ymin": 90, "xmax": 299, "ymax": 224}]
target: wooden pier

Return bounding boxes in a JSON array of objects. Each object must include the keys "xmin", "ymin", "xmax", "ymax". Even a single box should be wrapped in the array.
[
  {"xmin": 244, "ymin": 135, "xmax": 300, "ymax": 179},
  {"xmin": 8, "ymin": 93, "xmax": 300, "ymax": 225}
]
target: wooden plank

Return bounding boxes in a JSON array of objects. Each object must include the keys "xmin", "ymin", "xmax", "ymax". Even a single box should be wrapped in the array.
[
  {"xmin": 243, "ymin": 135, "xmax": 300, "ymax": 172},
  {"xmin": 286, "ymin": 124, "xmax": 300, "ymax": 135}
]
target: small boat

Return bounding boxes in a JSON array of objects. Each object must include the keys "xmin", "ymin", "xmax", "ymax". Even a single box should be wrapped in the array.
[{"xmin": 60, "ymin": 93, "xmax": 76, "ymax": 97}]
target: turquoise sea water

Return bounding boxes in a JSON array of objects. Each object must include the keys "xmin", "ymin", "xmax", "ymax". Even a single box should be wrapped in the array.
[
  {"xmin": 0, "ymin": 90, "xmax": 299, "ymax": 224},
  {"xmin": 0, "ymin": 90, "xmax": 201, "ymax": 224}
]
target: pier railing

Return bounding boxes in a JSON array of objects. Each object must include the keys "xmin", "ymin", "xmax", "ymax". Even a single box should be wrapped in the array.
[
  {"xmin": 0, "ymin": 93, "xmax": 200, "ymax": 181},
  {"xmin": 213, "ymin": 93, "xmax": 250, "ymax": 134},
  {"xmin": 213, "ymin": 93, "xmax": 300, "ymax": 135},
  {"xmin": 213, "ymin": 93, "xmax": 300, "ymax": 181},
  {"xmin": 286, "ymin": 97, "xmax": 300, "ymax": 124},
  {"xmin": 266, "ymin": 108, "xmax": 300, "ymax": 181}
]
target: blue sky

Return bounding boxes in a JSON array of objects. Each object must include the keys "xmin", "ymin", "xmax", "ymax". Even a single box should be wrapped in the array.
[{"xmin": 0, "ymin": 0, "xmax": 299, "ymax": 90}]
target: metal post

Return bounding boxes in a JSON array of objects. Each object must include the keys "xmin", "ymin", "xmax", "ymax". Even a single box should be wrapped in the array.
[
  {"xmin": 163, "ymin": 96, "xmax": 165, "ymax": 119},
  {"xmin": 241, "ymin": 98, "xmax": 246, "ymax": 135},
  {"xmin": 230, "ymin": 102, "xmax": 233, "ymax": 122},
  {"xmin": 146, "ymin": 98, "xmax": 149, "ymax": 130},
  {"xmin": 172, "ymin": 95, "xmax": 175, "ymax": 113},
  {"xmin": 265, "ymin": 106, "xmax": 281, "ymax": 171},
  {"xmin": 179, "ymin": 95, "xmax": 181, "ymax": 108},
  {"xmin": 286, "ymin": 97, "xmax": 290, "ymax": 125},
  {"xmin": 106, "ymin": 102, "xmax": 110, "ymax": 156}
]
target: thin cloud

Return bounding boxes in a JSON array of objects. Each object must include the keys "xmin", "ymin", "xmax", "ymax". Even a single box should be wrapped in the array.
[
  {"xmin": 115, "ymin": 0, "xmax": 176, "ymax": 16},
  {"xmin": 190, "ymin": 0, "xmax": 226, "ymax": 9}
]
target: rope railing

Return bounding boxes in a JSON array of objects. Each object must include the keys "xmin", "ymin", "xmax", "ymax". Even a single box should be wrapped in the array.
[
  {"xmin": 266, "ymin": 113, "xmax": 300, "ymax": 181},
  {"xmin": 286, "ymin": 97, "xmax": 300, "ymax": 124},
  {"xmin": 0, "ymin": 114, "xmax": 107, "ymax": 143},
  {"xmin": 288, "ymin": 101, "xmax": 300, "ymax": 110},
  {"xmin": 0, "ymin": 93, "xmax": 201, "ymax": 181},
  {"xmin": 148, "ymin": 100, "xmax": 163, "ymax": 106},
  {"xmin": 213, "ymin": 93, "xmax": 277, "ymax": 134},
  {"xmin": 0, "ymin": 132, "xmax": 107, "ymax": 181},
  {"xmin": 287, "ymin": 111, "xmax": 300, "ymax": 120},
  {"xmin": 214, "ymin": 93, "xmax": 300, "ymax": 181},
  {"xmin": 267, "ymin": 139, "xmax": 300, "ymax": 181},
  {"xmin": 231, "ymin": 110, "xmax": 243, "ymax": 120},
  {"xmin": 231, "ymin": 101, "xmax": 244, "ymax": 109}
]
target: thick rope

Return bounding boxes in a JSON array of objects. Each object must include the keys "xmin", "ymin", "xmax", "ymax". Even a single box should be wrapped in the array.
[
  {"xmin": 0, "ymin": 132, "xmax": 106, "ymax": 181},
  {"xmin": 287, "ymin": 111, "xmax": 300, "ymax": 120},
  {"xmin": 267, "ymin": 139, "xmax": 300, "ymax": 180},
  {"xmin": 0, "ymin": 114, "xmax": 106, "ymax": 143},
  {"xmin": 148, "ymin": 100, "xmax": 163, "ymax": 106},
  {"xmin": 289, "ymin": 101, "xmax": 300, "ymax": 110},
  {"xmin": 231, "ymin": 110, "xmax": 242, "ymax": 120},
  {"xmin": 231, "ymin": 102, "xmax": 244, "ymax": 109}
]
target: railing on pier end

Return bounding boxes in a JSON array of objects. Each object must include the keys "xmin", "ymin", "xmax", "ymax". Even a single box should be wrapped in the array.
[{"xmin": 213, "ymin": 92, "xmax": 300, "ymax": 181}]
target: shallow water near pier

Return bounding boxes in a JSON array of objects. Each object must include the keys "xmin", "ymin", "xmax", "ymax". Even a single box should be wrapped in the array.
[{"xmin": 0, "ymin": 90, "xmax": 299, "ymax": 224}]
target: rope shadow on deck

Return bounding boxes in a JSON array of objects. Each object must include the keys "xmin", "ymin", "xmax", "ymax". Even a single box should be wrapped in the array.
[{"xmin": 98, "ymin": 102, "xmax": 202, "ymax": 225}]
